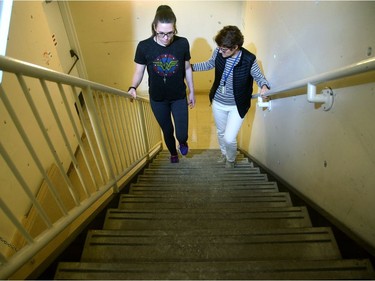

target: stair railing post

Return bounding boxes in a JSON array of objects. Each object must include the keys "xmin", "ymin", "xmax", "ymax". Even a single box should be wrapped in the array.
[
  {"xmin": 83, "ymin": 85, "xmax": 118, "ymax": 192},
  {"xmin": 137, "ymin": 100, "xmax": 150, "ymax": 160}
]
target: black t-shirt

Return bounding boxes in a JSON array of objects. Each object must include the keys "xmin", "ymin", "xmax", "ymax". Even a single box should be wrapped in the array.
[{"xmin": 134, "ymin": 36, "xmax": 191, "ymax": 101}]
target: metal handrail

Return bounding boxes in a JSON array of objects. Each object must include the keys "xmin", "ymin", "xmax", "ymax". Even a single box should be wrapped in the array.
[
  {"xmin": 266, "ymin": 57, "xmax": 375, "ymax": 96},
  {"xmin": 0, "ymin": 55, "xmax": 162, "ymax": 279},
  {"xmin": 255, "ymin": 57, "xmax": 375, "ymax": 111},
  {"xmin": 0, "ymin": 55, "xmax": 148, "ymax": 102}
]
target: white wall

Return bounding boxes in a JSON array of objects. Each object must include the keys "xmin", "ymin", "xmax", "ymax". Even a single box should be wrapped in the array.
[{"xmin": 239, "ymin": 1, "xmax": 375, "ymax": 252}]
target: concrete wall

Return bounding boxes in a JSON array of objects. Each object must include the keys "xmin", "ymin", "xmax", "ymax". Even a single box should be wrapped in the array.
[{"xmin": 239, "ymin": 1, "xmax": 375, "ymax": 252}]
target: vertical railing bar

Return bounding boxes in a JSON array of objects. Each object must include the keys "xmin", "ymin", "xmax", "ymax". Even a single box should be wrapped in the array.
[
  {"xmin": 127, "ymin": 101, "xmax": 138, "ymax": 161},
  {"xmin": 124, "ymin": 100, "xmax": 137, "ymax": 162},
  {"xmin": 131, "ymin": 100, "xmax": 143, "ymax": 157},
  {"xmin": 62, "ymin": 86, "xmax": 98, "ymax": 190},
  {"xmin": 72, "ymin": 87, "xmax": 105, "ymax": 186},
  {"xmin": 121, "ymin": 97, "xmax": 132, "ymax": 167},
  {"xmin": 138, "ymin": 102, "xmax": 149, "ymax": 155},
  {"xmin": 148, "ymin": 105, "xmax": 159, "ymax": 147},
  {"xmin": 94, "ymin": 91, "xmax": 119, "ymax": 176},
  {"xmin": 125, "ymin": 101, "xmax": 138, "ymax": 159},
  {"xmin": 0, "ymin": 143, "xmax": 52, "ymax": 228},
  {"xmin": 113, "ymin": 95, "xmax": 129, "ymax": 168},
  {"xmin": 143, "ymin": 102, "xmax": 150, "ymax": 142},
  {"xmin": 119, "ymin": 98, "xmax": 133, "ymax": 166},
  {"xmin": 83, "ymin": 86, "xmax": 118, "ymax": 192},
  {"xmin": 16, "ymin": 74, "xmax": 80, "ymax": 206},
  {"xmin": 0, "ymin": 198, "xmax": 34, "ymax": 244},
  {"xmin": 117, "ymin": 95, "xmax": 130, "ymax": 168},
  {"xmin": 133, "ymin": 101, "xmax": 143, "ymax": 157},
  {"xmin": 40, "ymin": 80, "xmax": 90, "ymax": 198},
  {"xmin": 92, "ymin": 91, "xmax": 113, "ymax": 179},
  {"xmin": 108, "ymin": 95, "xmax": 125, "ymax": 171},
  {"xmin": 0, "ymin": 84, "xmax": 68, "ymax": 215},
  {"xmin": 102, "ymin": 93, "xmax": 121, "ymax": 173},
  {"xmin": 93, "ymin": 92, "xmax": 111, "ymax": 172},
  {"xmin": 134, "ymin": 101, "xmax": 144, "ymax": 157},
  {"xmin": 56, "ymin": 83, "xmax": 92, "ymax": 196},
  {"xmin": 138, "ymin": 101, "xmax": 150, "ymax": 154},
  {"xmin": 144, "ymin": 102, "xmax": 153, "ymax": 147},
  {"xmin": 143, "ymin": 102, "xmax": 154, "ymax": 151}
]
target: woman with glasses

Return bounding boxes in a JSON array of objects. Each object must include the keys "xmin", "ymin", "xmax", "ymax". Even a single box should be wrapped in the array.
[
  {"xmin": 192, "ymin": 25, "xmax": 270, "ymax": 168},
  {"xmin": 129, "ymin": 5, "xmax": 195, "ymax": 163}
]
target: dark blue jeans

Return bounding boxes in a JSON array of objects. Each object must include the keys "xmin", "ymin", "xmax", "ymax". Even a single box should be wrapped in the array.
[{"xmin": 150, "ymin": 98, "xmax": 188, "ymax": 156}]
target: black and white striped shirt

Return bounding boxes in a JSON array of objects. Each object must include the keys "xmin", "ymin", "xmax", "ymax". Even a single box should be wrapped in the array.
[{"xmin": 193, "ymin": 48, "xmax": 270, "ymax": 106}]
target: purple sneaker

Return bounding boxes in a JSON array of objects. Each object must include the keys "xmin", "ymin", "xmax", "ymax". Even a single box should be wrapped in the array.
[
  {"xmin": 170, "ymin": 155, "xmax": 179, "ymax": 163},
  {"xmin": 178, "ymin": 143, "xmax": 189, "ymax": 156}
]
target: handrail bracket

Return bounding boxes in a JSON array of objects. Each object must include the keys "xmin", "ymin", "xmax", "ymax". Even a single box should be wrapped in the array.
[
  {"xmin": 307, "ymin": 83, "xmax": 334, "ymax": 111},
  {"xmin": 257, "ymin": 96, "xmax": 272, "ymax": 111}
]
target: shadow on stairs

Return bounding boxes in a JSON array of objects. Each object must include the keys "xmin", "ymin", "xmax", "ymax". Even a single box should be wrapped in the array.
[{"xmin": 47, "ymin": 150, "xmax": 374, "ymax": 279}]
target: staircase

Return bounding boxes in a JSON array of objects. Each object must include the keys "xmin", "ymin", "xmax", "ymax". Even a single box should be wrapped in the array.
[{"xmin": 54, "ymin": 149, "xmax": 375, "ymax": 280}]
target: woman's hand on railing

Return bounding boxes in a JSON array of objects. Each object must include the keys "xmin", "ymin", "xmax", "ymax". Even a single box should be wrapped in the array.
[
  {"xmin": 260, "ymin": 85, "xmax": 270, "ymax": 101},
  {"xmin": 128, "ymin": 87, "xmax": 137, "ymax": 102}
]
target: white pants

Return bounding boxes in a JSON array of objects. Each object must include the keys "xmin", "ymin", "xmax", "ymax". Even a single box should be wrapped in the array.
[{"xmin": 212, "ymin": 100, "xmax": 244, "ymax": 162}]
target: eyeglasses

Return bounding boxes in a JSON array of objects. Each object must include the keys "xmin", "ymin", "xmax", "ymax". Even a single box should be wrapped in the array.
[
  {"xmin": 219, "ymin": 47, "xmax": 232, "ymax": 53},
  {"xmin": 156, "ymin": 31, "xmax": 176, "ymax": 38}
]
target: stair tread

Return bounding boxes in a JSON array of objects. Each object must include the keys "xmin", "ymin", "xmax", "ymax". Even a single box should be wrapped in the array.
[
  {"xmin": 80, "ymin": 227, "xmax": 341, "ymax": 262},
  {"xmin": 136, "ymin": 175, "xmax": 268, "ymax": 182},
  {"xmin": 130, "ymin": 182, "xmax": 279, "ymax": 193},
  {"xmin": 53, "ymin": 149, "xmax": 375, "ymax": 280},
  {"xmin": 104, "ymin": 206, "xmax": 312, "ymax": 229},
  {"xmin": 119, "ymin": 192, "xmax": 291, "ymax": 201},
  {"xmin": 149, "ymin": 163, "xmax": 255, "ymax": 168},
  {"xmin": 142, "ymin": 168, "xmax": 260, "ymax": 174},
  {"xmin": 118, "ymin": 193, "xmax": 292, "ymax": 209},
  {"xmin": 55, "ymin": 259, "xmax": 375, "ymax": 280}
]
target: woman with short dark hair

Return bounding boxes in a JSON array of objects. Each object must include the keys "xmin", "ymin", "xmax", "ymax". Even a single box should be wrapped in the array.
[{"xmin": 192, "ymin": 25, "xmax": 270, "ymax": 168}]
